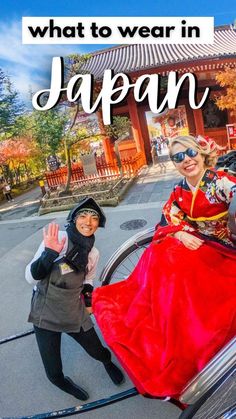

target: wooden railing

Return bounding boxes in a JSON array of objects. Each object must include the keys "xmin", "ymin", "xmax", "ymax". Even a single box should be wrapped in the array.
[{"xmin": 45, "ymin": 153, "xmax": 145, "ymax": 188}]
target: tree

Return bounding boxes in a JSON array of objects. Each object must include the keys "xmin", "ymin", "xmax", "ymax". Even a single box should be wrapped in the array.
[
  {"xmin": 0, "ymin": 68, "xmax": 24, "ymax": 136},
  {"xmin": 59, "ymin": 53, "xmax": 93, "ymax": 192},
  {"xmin": 11, "ymin": 110, "xmax": 66, "ymax": 173},
  {"xmin": 105, "ymin": 116, "xmax": 131, "ymax": 142},
  {"xmin": 215, "ymin": 67, "xmax": 236, "ymax": 117},
  {"xmin": 32, "ymin": 53, "xmax": 96, "ymax": 192},
  {"xmin": 12, "ymin": 113, "xmax": 35, "ymax": 138},
  {"xmin": 0, "ymin": 137, "xmax": 38, "ymax": 182},
  {"xmin": 62, "ymin": 104, "xmax": 100, "ymax": 193},
  {"xmin": 105, "ymin": 116, "xmax": 131, "ymax": 174},
  {"xmin": 33, "ymin": 108, "xmax": 67, "ymax": 155},
  {"xmin": 5, "ymin": 113, "xmax": 47, "ymax": 178}
]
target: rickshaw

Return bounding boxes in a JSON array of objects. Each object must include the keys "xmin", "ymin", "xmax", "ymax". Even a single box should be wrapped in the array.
[
  {"xmin": 1, "ymin": 181, "xmax": 235, "ymax": 419},
  {"xmin": 99, "ymin": 190, "xmax": 236, "ymax": 419}
]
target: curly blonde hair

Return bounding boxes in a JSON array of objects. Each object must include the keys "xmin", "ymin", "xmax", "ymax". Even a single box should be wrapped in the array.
[{"xmin": 169, "ymin": 135, "xmax": 218, "ymax": 168}]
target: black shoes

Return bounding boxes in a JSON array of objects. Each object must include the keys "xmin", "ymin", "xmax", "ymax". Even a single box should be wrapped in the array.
[
  {"xmin": 58, "ymin": 376, "xmax": 89, "ymax": 400},
  {"xmin": 52, "ymin": 363, "xmax": 124, "ymax": 400},
  {"xmin": 104, "ymin": 362, "xmax": 125, "ymax": 385}
]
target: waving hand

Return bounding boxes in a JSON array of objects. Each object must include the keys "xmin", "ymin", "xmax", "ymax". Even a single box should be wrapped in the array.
[{"xmin": 43, "ymin": 223, "xmax": 66, "ymax": 253}]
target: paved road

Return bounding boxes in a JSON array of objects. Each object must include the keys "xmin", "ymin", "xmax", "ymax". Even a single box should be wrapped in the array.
[
  {"xmin": 0, "ymin": 164, "xmax": 182, "ymax": 419},
  {"xmin": 0, "ymin": 186, "xmax": 42, "ymax": 221}
]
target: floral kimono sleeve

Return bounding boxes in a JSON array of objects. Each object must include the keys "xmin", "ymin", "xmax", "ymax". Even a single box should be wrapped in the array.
[
  {"xmin": 153, "ymin": 190, "xmax": 195, "ymax": 241},
  {"xmin": 215, "ymin": 172, "xmax": 236, "ymax": 204}
]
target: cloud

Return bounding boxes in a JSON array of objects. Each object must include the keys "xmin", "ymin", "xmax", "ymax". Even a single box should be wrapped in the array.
[{"xmin": 0, "ymin": 19, "xmax": 84, "ymax": 102}]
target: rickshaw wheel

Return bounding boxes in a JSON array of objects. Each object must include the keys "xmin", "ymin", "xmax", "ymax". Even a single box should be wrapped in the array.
[{"xmin": 100, "ymin": 227, "xmax": 154, "ymax": 286}]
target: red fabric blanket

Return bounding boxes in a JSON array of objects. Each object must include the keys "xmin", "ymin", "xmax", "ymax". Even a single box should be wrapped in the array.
[{"xmin": 93, "ymin": 236, "xmax": 236, "ymax": 398}]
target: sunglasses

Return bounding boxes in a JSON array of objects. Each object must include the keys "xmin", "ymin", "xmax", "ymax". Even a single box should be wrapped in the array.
[{"xmin": 171, "ymin": 148, "xmax": 198, "ymax": 163}]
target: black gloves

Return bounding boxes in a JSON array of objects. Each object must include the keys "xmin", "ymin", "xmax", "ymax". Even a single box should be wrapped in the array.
[{"xmin": 82, "ymin": 284, "xmax": 94, "ymax": 307}]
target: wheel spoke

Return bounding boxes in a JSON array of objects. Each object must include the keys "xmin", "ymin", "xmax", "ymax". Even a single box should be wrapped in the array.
[
  {"xmin": 101, "ymin": 234, "xmax": 153, "ymax": 285},
  {"xmin": 110, "ymin": 245, "xmax": 149, "ymax": 282}
]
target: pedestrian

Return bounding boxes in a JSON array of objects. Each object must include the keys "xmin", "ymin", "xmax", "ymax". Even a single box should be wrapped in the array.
[
  {"xmin": 150, "ymin": 140, "xmax": 158, "ymax": 166},
  {"xmin": 151, "ymin": 139, "xmax": 166, "ymax": 173},
  {"xmin": 156, "ymin": 137, "xmax": 162, "ymax": 154},
  {"xmin": 1, "ymin": 179, "xmax": 14, "ymax": 202},
  {"xmin": 93, "ymin": 136, "xmax": 236, "ymax": 399},
  {"xmin": 25, "ymin": 197, "xmax": 124, "ymax": 400},
  {"xmin": 157, "ymin": 150, "xmax": 167, "ymax": 174}
]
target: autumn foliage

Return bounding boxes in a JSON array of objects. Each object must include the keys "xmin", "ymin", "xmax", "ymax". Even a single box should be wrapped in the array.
[
  {"xmin": 0, "ymin": 137, "xmax": 38, "ymax": 167},
  {"xmin": 215, "ymin": 67, "xmax": 236, "ymax": 116}
]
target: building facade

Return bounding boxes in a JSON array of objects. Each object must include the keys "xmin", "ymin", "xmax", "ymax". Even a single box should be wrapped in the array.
[{"xmin": 84, "ymin": 25, "xmax": 236, "ymax": 164}]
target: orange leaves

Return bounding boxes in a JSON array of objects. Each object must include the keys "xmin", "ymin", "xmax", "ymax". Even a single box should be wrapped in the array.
[
  {"xmin": 215, "ymin": 67, "xmax": 236, "ymax": 115},
  {"xmin": 0, "ymin": 137, "xmax": 37, "ymax": 166}
]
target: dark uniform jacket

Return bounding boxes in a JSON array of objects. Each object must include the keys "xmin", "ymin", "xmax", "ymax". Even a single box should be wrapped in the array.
[{"xmin": 25, "ymin": 231, "xmax": 99, "ymax": 333}]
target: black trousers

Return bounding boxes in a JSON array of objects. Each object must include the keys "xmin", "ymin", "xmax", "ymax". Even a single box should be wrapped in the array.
[
  {"xmin": 5, "ymin": 192, "xmax": 13, "ymax": 201},
  {"xmin": 34, "ymin": 325, "xmax": 111, "ymax": 386}
]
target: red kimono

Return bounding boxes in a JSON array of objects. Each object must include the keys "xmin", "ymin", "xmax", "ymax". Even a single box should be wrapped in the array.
[{"xmin": 93, "ymin": 170, "xmax": 236, "ymax": 398}]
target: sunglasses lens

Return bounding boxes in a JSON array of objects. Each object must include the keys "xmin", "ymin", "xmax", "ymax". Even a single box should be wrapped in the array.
[
  {"xmin": 186, "ymin": 148, "xmax": 198, "ymax": 158},
  {"xmin": 172, "ymin": 152, "xmax": 185, "ymax": 163},
  {"xmin": 171, "ymin": 148, "xmax": 198, "ymax": 163}
]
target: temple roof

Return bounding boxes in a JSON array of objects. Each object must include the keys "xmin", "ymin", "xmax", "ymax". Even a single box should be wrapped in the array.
[{"xmin": 83, "ymin": 25, "xmax": 236, "ymax": 78}]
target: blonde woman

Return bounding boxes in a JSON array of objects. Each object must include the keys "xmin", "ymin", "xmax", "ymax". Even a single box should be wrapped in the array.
[{"xmin": 93, "ymin": 136, "xmax": 236, "ymax": 399}]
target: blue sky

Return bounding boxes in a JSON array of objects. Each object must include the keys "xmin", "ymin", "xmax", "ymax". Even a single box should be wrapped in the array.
[{"xmin": 0, "ymin": 0, "xmax": 235, "ymax": 104}]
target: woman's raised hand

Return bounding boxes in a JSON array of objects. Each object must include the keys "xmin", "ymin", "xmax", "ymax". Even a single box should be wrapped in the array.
[
  {"xmin": 43, "ymin": 223, "xmax": 66, "ymax": 253},
  {"xmin": 175, "ymin": 231, "xmax": 204, "ymax": 250}
]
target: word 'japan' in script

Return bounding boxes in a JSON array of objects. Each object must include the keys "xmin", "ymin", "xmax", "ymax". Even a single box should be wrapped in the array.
[{"xmin": 32, "ymin": 57, "xmax": 210, "ymax": 125}]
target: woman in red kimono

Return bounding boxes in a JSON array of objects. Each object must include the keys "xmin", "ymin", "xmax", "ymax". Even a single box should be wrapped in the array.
[{"xmin": 92, "ymin": 136, "xmax": 236, "ymax": 399}]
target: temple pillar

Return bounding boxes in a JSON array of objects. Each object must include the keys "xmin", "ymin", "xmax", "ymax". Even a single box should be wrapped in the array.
[
  {"xmin": 193, "ymin": 108, "xmax": 205, "ymax": 136},
  {"xmin": 97, "ymin": 110, "xmax": 114, "ymax": 164},
  {"xmin": 102, "ymin": 137, "xmax": 114, "ymax": 163},
  {"xmin": 127, "ymin": 93, "xmax": 147, "ymax": 163}
]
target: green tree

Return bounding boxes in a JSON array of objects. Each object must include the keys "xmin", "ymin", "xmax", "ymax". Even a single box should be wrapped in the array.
[
  {"xmin": 33, "ymin": 108, "xmax": 67, "ymax": 155},
  {"xmin": 11, "ymin": 110, "xmax": 67, "ymax": 176},
  {"xmin": 12, "ymin": 113, "xmax": 35, "ymax": 138},
  {"xmin": 105, "ymin": 116, "xmax": 131, "ymax": 174},
  {"xmin": 0, "ymin": 68, "xmax": 24, "ymax": 136},
  {"xmin": 105, "ymin": 116, "xmax": 131, "ymax": 141},
  {"xmin": 32, "ymin": 53, "xmax": 94, "ymax": 192},
  {"xmin": 62, "ymin": 104, "xmax": 99, "ymax": 193},
  {"xmin": 60, "ymin": 53, "xmax": 93, "ymax": 192}
]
